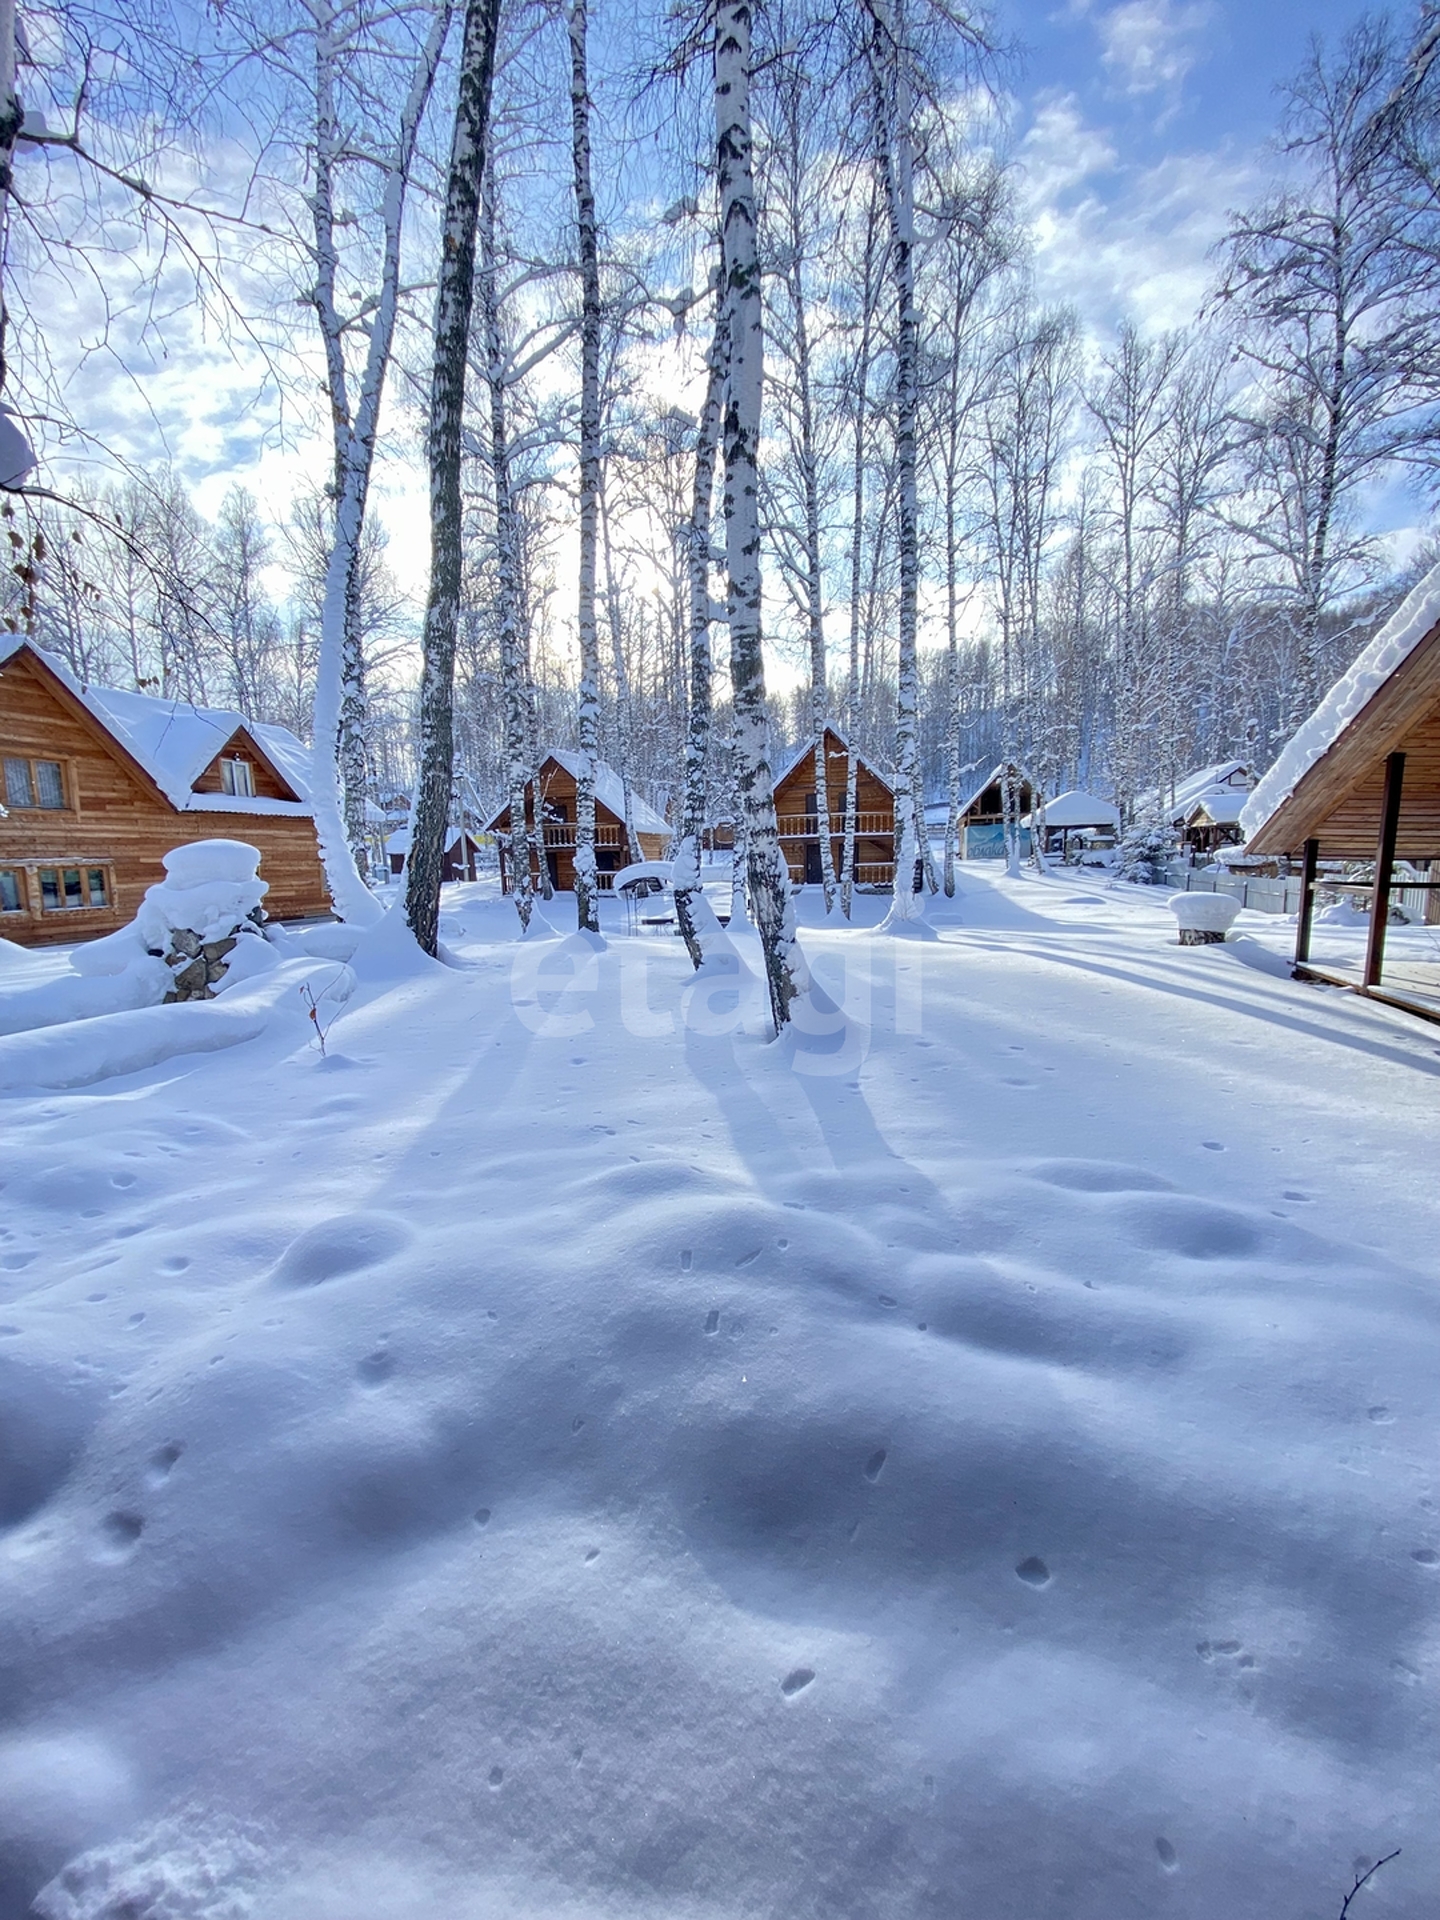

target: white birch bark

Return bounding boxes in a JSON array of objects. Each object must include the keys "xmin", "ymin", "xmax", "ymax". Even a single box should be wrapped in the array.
[
  {"xmin": 310, "ymin": 0, "xmax": 452, "ymax": 928},
  {"xmin": 404, "ymin": 0, "xmax": 502, "ymax": 955},
  {"xmin": 569, "ymin": 0, "xmax": 602, "ymax": 935},
  {"xmin": 675, "ymin": 291, "xmax": 729, "ymax": 968},
  {"xmin": 478, "ymin": 162, "xmax": 536, "ymax": 929},
  {"xmin": 716, "ymin": 0, "xmax": 806, "ymax": 1029},
  {"xmin": 840, "ymin": 190, "xmax": 879, "ymax": 919},
  {"xmin": 869, "ymin": 2, "xmax": 925, "ymax": 928}
]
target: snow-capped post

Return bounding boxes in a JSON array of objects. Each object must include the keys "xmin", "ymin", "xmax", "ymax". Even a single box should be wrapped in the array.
[
  {"xmin": 1169, "ymin": 891, "xmax": 1241, "ymax": 944},
  {"xmin": 570, "ymin": 0, "xmax": 602, "ymax": 936},
  {"xmin": 405, "ymin": 0, "xmax": 503, "ymax": 957},
  {"xmin": 675, "ymin": 290, "xmax": 730, "ymax": 969},
  {"xmin": 868, "ymin": 0, "xmax": 924, "ymax": 928},
  {"xmin": 310, "ymin": 0, "xmax": 451, "ymax": 929},
  {"xmin": 716, "ymin": 0, "xmax": 806, "ymax": 1030}
]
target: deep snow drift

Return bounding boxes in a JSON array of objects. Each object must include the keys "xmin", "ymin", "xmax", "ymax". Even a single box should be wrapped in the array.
[{"xmin": 1, "ymin": 871, "xmax": 1437, "ymax": 1920}]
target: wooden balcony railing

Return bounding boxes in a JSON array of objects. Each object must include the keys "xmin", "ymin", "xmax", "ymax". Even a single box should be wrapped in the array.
[{"xmin": 775, "ymin": 812, "xmax": 893, "ymax": 839}]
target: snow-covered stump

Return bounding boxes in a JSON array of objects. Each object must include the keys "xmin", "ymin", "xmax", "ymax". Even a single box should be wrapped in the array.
[
  {"xmin": 1169, "ymin": 891, "xmax": 1241, "ymax": 945},
  {"xmin": 138, "ymin": 841, "xmax": 274, "ymax": 1003}
]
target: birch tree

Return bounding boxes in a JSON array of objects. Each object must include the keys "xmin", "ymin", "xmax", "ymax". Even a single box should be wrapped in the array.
[
  {"xmin": 1217, "ymin": 17, "xmax": 1440, "ymax": 724},
  {"xmin": 716, "ymin": 0, "xmax": 806, "ymax": 1031},
  {"xmin": 866, "ymin": 0, "xmax": 925, "ymax": 925},
  {"xmin": 674, "ymin": 291, "xmax": 729, "ymax": 966},
  {"xmin": 307, "ymin": 0, "xmax": 452, "ymax": 924},
  {"xmin": 569, "ymin": 0, "xmax": 603, "ymax": 934},
  {"xmin": 406, "ymin": 0, "xmax": 504, "ymax": 956}
]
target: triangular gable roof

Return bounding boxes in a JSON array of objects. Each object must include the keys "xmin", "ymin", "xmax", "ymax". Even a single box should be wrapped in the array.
[
  {"xmin": 1242, "ymin": 564, "xmax": 1440, "ymax": 852},
  {"xmin": 1139, "ymin": 759, "xmax": 1252, "ymax": 827},
  {"xmin": 956, "ymin": 761, "xmax": 1034, "ymax": 819},
  {"xmin": 0, "ymin": 635, "xmax": 314, "ymax": 816},
  {"xmin": 483, "ymin": 751, "xmax": 671, "ymax": 838},
  {"xmin": 1, "ymin": 635, "xmax": 172, "ymax": 806},
  {"xmin": 773, "ymin": 725, "xmax": 894, "ymax": 797}
]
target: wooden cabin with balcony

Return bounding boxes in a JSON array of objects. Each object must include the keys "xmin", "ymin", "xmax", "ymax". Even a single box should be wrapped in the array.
[
  {"xmin": 955, "ymin": 763, "xmax": 1036, "ymax": 859},
  {"xmin": 1242, "ymin": 569, "xmax": 1440, "ymax": 1021},
  {"xmin": 0, "ymin": 636, "xmax": 330, "ymax": 946},
  {"xmin": 485, "ymin": 750, "xmax": 671, "ymax": 893},
  {"xmin": 773, "ymin": 728, "xmax": 895, "ymax": 887}
]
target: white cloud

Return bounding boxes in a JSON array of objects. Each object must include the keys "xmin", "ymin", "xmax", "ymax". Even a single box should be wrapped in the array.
[
  {"xmin": 1018, "ymin": 92, "xmax": 1119, "ymax": 203},
  {"xmin": 1092, "ymin": 0, "xmax": 1215, "ymax": 99},
  {"xmin": 1018, "ymin": 96, "xmax": 1262, "ymax": 338}
]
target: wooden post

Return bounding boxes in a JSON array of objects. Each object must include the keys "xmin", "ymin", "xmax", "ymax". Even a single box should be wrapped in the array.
[
  {"xmin": 1364, "ymin": 751, "xmax": 1405, "ymax": 988},
  {"xmin": 1294, "ymin": 837, "xmax": 1319, "ymax": 968}
]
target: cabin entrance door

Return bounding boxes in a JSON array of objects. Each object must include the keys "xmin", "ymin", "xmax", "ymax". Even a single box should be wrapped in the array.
[{"xmin": 803, "ymin": 792, "xmax": 822, "ymax": 884}]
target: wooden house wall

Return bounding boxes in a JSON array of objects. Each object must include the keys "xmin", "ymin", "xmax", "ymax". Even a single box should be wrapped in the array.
[
  {"xmin": 192, "ymin": 735, "xmax": 295, "ymax": 800},
  {"xmin": 961, "ymin": 775, "xmax": 1035, "ymax": 823},
  {"xmin": 1308, "ymin": 703, "xmax": 1440, "ymax": 859},
  {"xmin": 492, "ymin": 758, "xmax": 665, "ymax": 892},
  {"xmin": 1, "ymin": 651, "xmax": 331, "ymax": 945},
  {"xmin": 773, "ymin": 733, "xmax": 895, "ymax": 882}
]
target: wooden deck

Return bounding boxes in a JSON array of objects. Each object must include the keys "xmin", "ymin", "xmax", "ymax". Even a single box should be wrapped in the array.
[{"xmin": 1295, "ymin": 958, "xmax": 1440, "ymax": 1026}]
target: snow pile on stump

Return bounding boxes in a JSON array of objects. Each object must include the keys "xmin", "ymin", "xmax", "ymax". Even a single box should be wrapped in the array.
[{"xmin": 1169, "ymin": 892, "xmax": 1241, "ymax": 944}]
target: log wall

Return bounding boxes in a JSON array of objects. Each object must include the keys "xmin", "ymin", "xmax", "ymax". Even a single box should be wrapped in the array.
[{"xmin": 1, "ymin": 651, "xmax": 331, "ymax": 946}]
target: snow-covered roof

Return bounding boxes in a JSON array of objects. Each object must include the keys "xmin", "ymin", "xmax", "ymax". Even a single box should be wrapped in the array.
[
  {"xmin": 1138, "ymin": 760, "xmax": 1252, "ymax": 827},
  {"xmin": 484, "ymin": 752, "xmax": 671, "ymax": 838},
  {"xmin": 956, "ymin": 763, "xmax": 1033, "ymax": 819},
  {"xmin": 1186, "ymin": 788, "xmax": 1247, "ymax": 826},
  {"xmin": 1026, "ymin": 789, "xmax": 1119, "ymax": 829},
  {"xmin": 0, "ymin": 636, "xmax": 314, "ymax": 816},
  {"xmin": 1241, "ymin": 563, "xmax": 1440, "ymax": 843},
  {"xmin": 774, "ymin": 725, "xmax": 894, "ymax": 797}
]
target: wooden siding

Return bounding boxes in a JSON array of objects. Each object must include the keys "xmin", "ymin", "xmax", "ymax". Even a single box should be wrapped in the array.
[
  {"xmin": 1248, "ymin": 621, "xmax": 1440, "ymax": 856},
  {"xmin": 773, "ymin": 730, "xmax": 895, "ymax": 883},
  {"xmin": 192, "ymin": 730, "xmax": 299, "ymax": 800},
  {"xmin": 1301, "ymin": 702, "xmax": 1440, "ymax": 859},
  {"xmin": 491, "ymin": 756, "xmax": 666, "ymax": 893},
  {"xmin": 0, "ymin": 650, "xmax": 331, "ymax": 946}
]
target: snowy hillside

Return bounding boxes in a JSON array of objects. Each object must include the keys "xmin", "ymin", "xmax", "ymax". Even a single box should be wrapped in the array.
[{"xmin": 1, "ymin": 873, "xmax": 1437, "ymax": 1920}]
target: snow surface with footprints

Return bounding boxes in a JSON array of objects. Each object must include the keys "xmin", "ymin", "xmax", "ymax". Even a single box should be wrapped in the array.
[{"xmin": 0, "ymin": 869, "xmax": 1437, "ymax": 1919}]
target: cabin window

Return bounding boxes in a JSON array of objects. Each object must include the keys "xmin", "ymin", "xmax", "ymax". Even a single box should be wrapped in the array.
[
  {"xmin": 35, "ymin": 865, "xmax": 110, "ymax": 911},
  {"xmin": 0, "ymin": 868, "xmax": 23, "ymax": 912},
  {"xmin": 220, "ymin": 757, "xmax": 255, "ymax": 797},
  {"xmin": 3, "ymin": 757, "xmax": 66, "ymax": 808}
]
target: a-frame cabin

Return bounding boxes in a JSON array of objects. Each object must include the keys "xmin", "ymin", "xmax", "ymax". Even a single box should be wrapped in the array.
[
  {"xmin": 772, "ymin": 728, "xmax": 895, "ymax": 887},
  {"xmin": 485, "ymin": 750, "xmax": 671, "ymax": 894},
  {"xmin": 1243, "ymin": 566, "xmax": 1440, "ymax": 1019},
  {"xmin": 955, "ymin": 762, "xmax": 1036, "ymax": 858},
  {"xmin": 0, "ymin": 637, "xmax": 330, "ymax": 944}
]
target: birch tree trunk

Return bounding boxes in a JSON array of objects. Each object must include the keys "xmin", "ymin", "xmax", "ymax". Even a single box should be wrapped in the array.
[
  {"xmin": 569, "ymin": 0, "xmax": 602, "ymax": 934},
  {"xmin": 405, "ymin": 0, "xmax": 502, "ymax": 956},
  {"xmin": 840, "ymin": 189, "xmax": 879, "ymax": 919},
  {"xmin": 675, "ymin": 291, "xmax": 729, "ymax": 968},
  {"xmin": 478, "ymin": 162, "xmax": 536, "ymax": 929},
  {"xmin": 870, "ymin": 3, "xmax": 924, "ymax": 927},
  {"xmin": 716, "ymin": 0, "xmax": 805, "ymax": 1030},
  {"xmin": 773, "ymin": 80, "xmax": 835, "ymax": 911},
  {"xmin": 311, "ymin": 0, "xmax": 452, "ymax": 927}
]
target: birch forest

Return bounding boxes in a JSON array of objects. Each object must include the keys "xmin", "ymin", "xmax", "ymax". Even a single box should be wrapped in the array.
[{"xmin": 7, "ymin": 0, "xmax": 1440, "ymax": 979}]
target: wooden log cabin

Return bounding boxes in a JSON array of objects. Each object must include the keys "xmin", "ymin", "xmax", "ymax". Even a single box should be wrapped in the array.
[
  {"xmin": 1243, "ymin": 568, "xmax": 1440, "ymax": 1021},
  {"xmin": 485, "ymin": 750, "xmax": 671, "ymax": 893},
  {"xmin": 955, "ymin": 763, "xmax": 1036, "ymax": 858},
  {"xmin": 773, "ymin": 728, "xmax": 895, "ymax": 886},
  {"xmin": 1, "ymin": 636, "xmax": 330, "ymax": 946}
]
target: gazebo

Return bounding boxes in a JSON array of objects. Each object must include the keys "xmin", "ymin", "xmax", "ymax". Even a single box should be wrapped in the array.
[
  {"xmin": 1024, "ymin": 789, "xmax": 1119, "ymax": 859},
  {"xmin": 1242, "ymin": 567, "xmax": 1440, "ymax": 1022}
]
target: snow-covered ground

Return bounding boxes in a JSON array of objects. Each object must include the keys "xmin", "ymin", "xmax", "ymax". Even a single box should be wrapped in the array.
[{"xmin": 2, "ymin": 867, "xmax": 1438, "ymax": 1919}]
